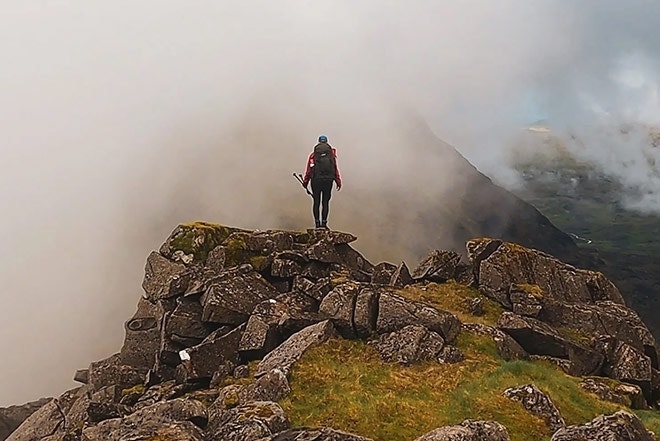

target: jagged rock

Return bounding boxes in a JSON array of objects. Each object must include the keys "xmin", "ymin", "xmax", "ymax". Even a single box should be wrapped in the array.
[
  {"xmin": 7, "ymin": 387, "xmax": 86, "ymax": 441},
  {"xmin": 414, "ymin": 419, "xmax": 510, "ymax": 441},
  {"xmin": 262, "ymin": 427, "xmax": 374, "ymax": 440},
  {"xmin": 503, "ymin": 384, "xmax": 565, "ymax": 431},
  {"xmin": 142, "ymin": 251, "xmax": 187, "ymax": 301},
  {"xmin": 319, "ymin": 283, "xmax": 361, "ymax": 338},
  {"xmin": 234, "ymin": 365, "xmax": 250, "ymax": 378},
  {"xmin": 462, "ymin": 323, "xmax": 528, "ymax": 361},
  {"xmin": 305, "ymin": 239, "xmax": 342, "ymax": 264},
  {"xmin": 119, "ymin": 297, "xmax": 166, "ymax": 371},
  {"xmin": 73, "ymin": 369, "xmax": 89, "ymax": 385},
  {"xmin": 550, "ymin": 410, "xmax": 654, "ymax": 441},
  {"xmin": 539, "ymin": 301, "xmax": 658, "ymax": 367},
  {"xmin": 166, "ymin": 296, "xmax": 211, "ymax": 345},
  {"xmin": 133, "ymin": 380, "xmax": 197, "ymax": 410},
  {"xmin": 335, "ymin": 243, "xmax": 374, "ymax": 275},
  {"xmin": 0, "ymin": 398, "xmax": 51, "ymax": 441},
  {"xmin": 6, "ymin": 398, "xmax": 68, "ymax": 441},
  {"xmin": 580, "ymin": 378, "xmax": 648, "ymax": 409},
  {"xmin": 371, "ymin": 262, "xmax": 397, "ymax": 285},
  {"xmin": 308, "ymin": 278, "xmax": 333, "ymax": 301},
  {"xmin": 473, "ymin": 241, "xmax": 624, "ymax": 307},
  {"xmin": 595, "ymin": 336, "xmax": 653, "ymax": 403},
  {"xmin": 509, "ymin": 284, "xmax": 542, "ymax": 318},
  {"xmin": 497, "ymin": 312, "xmax": 603, "ymax": 376},
  {"xmin": 376, "ymin": 291, "xmax": 461, "ymax": 343},
  {"xmin": 301, "ymin": 261, "xmax": 332, "ymax": 280},
  {"xmin": 240, "ymin": 369, "xmax": 291, "ymax": 402},
  {"xmin": 245, "ymin": 231, "xmax": 295, "ymax": 254},
  {"xmin": 82, "ymin": 398, "xmax": 207, "ymax": 441},
  {"xmin": 292, "ymin": 276, "xmax": 315, "ymax": 295},
  {"xmin": 272, "ymin": 258, "xmax": 304, "ymax": 278},
  {"xmin": 176, "ymin": 325, "xmax": 243, "ymax": 382},
  {"xmin": 209, "ymin": 364, "xmax": 234, "ymax": 389},
  {"xmin": 86, "ymin": 402, "xmax": 132, "ymax": 423},
  {"xmin": 438, "ymin": 346, "xmax": 465, "ymax": 364},
  {"xmin": 354, "ymin": 287, "xmax": 379, "ymax": 339},
  {"xmin": 88, "ymin": 354, "xmax": 143, "ymax": 394},
  {"xmin": 201, "ymin": 266, "xmax": 278, "ymax": 325},
  {"xmin": 374, "ymin": 325, "xmax": 445, "ymax": 365},
  {"xmin": 256, "ymin": 320, "xmax": 338, "ymax": 376},
  {"xmin": 239, "ymin": 294, "xmax": 323, "ymax": 360},
  {"xmin": 412, "ymin": 250, "xmax": 462, "ymax": 282},
  {"xmin": 467, "ymin": 297, "xmax": 484, "ymax": 316},
  {"xmin": 307, "ymin": 229, "xmax": 357, "ymax": 245},
  {"xmin": 159, "ymin": 223, "xmax": 245, "ymax": 264},
  {"xmin": 466, "ymin": 238, "xmax": 502, "ymax": 281},
  {"xmin": 206, "ymin": 401, "xmax": 289, "ymax": 441},
  {"xmin": 390, "ymin": 262, "xmax": 414, "ymax": 288}
]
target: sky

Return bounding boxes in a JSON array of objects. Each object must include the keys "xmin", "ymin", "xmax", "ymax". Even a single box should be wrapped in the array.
[{"xmin": 1, "ymin": 1, "xmax": 660, "ymax": 406}]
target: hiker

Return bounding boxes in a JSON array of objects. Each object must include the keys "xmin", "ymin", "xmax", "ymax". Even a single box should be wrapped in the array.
[{"xmin": 302, "ymin": 135, "xmax": 342, "ymax": 229}]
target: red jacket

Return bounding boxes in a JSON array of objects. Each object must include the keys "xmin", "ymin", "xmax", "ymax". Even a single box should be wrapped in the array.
[{"xmin": 302, "ymin": 145, "xmax": 342, "ymax": 188}]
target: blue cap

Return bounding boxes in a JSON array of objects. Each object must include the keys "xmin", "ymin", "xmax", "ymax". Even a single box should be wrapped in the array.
[{"xmin": 318, "ymin": 135, "xmax": 328, "ymax": 143}]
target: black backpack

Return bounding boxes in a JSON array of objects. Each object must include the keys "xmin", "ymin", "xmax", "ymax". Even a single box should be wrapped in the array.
[{"xmin": 313, "ymin": 143, "xmax": 335, "ymax": 180}]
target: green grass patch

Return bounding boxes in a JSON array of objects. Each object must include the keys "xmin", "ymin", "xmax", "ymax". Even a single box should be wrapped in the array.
[
  {"xmin": 282, "ymin": 337, "xmax": 660, "ymax": 441},
  {"xmin": 399, "ymin": 281, "xmax": 504, "ymax": 326}
]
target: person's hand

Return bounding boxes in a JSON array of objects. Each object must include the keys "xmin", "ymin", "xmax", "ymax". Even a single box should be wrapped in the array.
[{"xmin": 337, "ymin": 183, "xmax": 342, "ymax": 191}]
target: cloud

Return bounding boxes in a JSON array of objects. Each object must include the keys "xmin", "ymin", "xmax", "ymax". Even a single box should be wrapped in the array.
[{"xmin": 2, "ymin": 1, "xmax": 660, "ymax": 405}]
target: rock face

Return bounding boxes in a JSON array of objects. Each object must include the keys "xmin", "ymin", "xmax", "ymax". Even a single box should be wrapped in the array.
[
  {"xmin": 5, "ymin": 223, "xmax": 659, "ymax": 440},
  {"xmin": 550, "ymin": 411, "xmax": 655, "ymax": 441}
]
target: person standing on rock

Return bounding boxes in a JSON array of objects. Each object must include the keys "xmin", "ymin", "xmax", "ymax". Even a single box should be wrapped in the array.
[{"xmin": 302, "ymin": 134, "xmax": 342, "ymax": 229}]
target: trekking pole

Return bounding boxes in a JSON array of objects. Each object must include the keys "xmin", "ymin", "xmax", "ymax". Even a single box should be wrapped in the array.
[{"xmin": 292, "ymin": 172, "xmax": 313, "ymax": 197}]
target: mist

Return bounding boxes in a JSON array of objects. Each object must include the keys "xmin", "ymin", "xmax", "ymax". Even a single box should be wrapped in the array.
[{"xmin": 2, "ymin": 1, "xmax": 660, "ymax": 406}]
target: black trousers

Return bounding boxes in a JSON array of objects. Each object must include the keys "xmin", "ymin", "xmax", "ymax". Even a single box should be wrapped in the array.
[{"xmin": 311, "ymin": 179, "xmax": 333, "ymax": 223}]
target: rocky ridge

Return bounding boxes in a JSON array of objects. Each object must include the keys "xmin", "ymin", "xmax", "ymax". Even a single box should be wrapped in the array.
[{"xmin": 3, "ymin": 222, "xmax": 660, "ymax": 441}]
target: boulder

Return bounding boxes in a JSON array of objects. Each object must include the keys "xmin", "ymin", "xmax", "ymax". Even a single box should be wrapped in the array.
[
  {"xmin": 473, "ymin": 241, "xmax": 624, "ymax": 307},
  {"xmin": 437, "ymin": 346, "xmax": 465, "ymax": 364},
  {"xmin": 414, "ymin": 419, "xmax": 510, "ymax": 441},
  {"xmin": 579, "ymin": 378, "xmax": 647, "ymax": 409},
  {"xmin": 82, "ymin": 398, "xmax": 207, "ymax": 441},
  {"xmin": 550, "ymin": 410, "xmax": 654, "ymax": 441},
  {"xmin": 271, "ymin": 258, "xmax": 304, "ymax": 278},
  {"xmin": 166, "ymin": 296, "xmax": 211, "ymax": 346},
  {"xmin": 353, "ymin": 287, "xmax": 379, "ymax": 339},
  {"xmin": 465, "ymin": 238, "xmax": 502, "ymax": 281},
  {"xmin": 263, "ymin": 428, "xmax": 374, "ymax": 440},
  {"xmin": 256, "ymin": 320, "xmax": 338, "ymax": 376},
  {"xmin": 539, "ymin": 301, "xmax": 658, "ymax": 367},
  {"xmin": 0, "ymin": 398, "xmax": 51, "ymax": 441},
  {"xmin": 373, "ymin": 325, "xmax": 445, "ymax": 365},
  {"xmin": 201, "ymin": 266, "xmax": 279, "ymax": 325},
  {"xmin": 319, "ymin": 283, "xmax": 361, "ymax": 338},
  {"xmin": 390, "ymin": 262, "xmax": 414, "ymax": 288},
  {"xmin": 5, "ymin": 400, "xmax": 63, "ymax": 441},
  {"xmin": 205, "ymin": 401, "xmax": 289, "ymax": 441},
  {"xmin": 497, "ymin": 312, "xmax": 603, "ymax": 376},
  {"xmin": 412, "ymin": 250, "xmax": 462, "ymax": 282},
  {"xmin": 307, "ymin": 229, "xmax": 357, "ymax": 245},
  {"xmin": 376, "ymin": 291, "xmax": 461, "ymax": 343},
  {"xmin": 305, "ymin": 239, "xmax": 342, "ymax": 264},
  {"xmin": 176, "ymin": 325, "xmax": 243, "ymax": 383},
  {"xmin": 142, "ymin": 251, "xmax": 187, "ymax": 301},
  {"xmin": 120, "ymin": 297, "xmax": 167, "ymax": 371},
  {"xmin": 159, "ymin": 223, "xmax": 245, "ymax": 264},
  {"xmin": 595, "ymin": 337, "xmax": 653, "ymax": 403},
  {"xmin": 88, "ymin": 354, "xmax": 144, "ymax": 394},
  {"xmin": 503, "ymin": 384, "xmax": 565, "ymax": 431},
  {"xmin": 371, "ymin": 262, "xmax": 397, "ymax": 285},
  {"xmin": 509, "ymin": 284, "xmax": 543, "ymax": 318},
  {"xmin": 240, "ymin": 369, "xmax": 291, "ymax": 403}
]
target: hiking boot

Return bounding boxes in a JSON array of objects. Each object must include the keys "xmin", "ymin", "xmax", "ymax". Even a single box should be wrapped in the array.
[
  {"xmin": 315, "ymin": 220, "xmax": 321, "ymax": 228},
  {"xmin": 321, "ymin": 221, "xmax": 329, "ymax": 229}
]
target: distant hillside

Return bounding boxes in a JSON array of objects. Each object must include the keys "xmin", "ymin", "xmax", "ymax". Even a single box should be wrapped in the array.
[{"xmin": 508, "ymin": 128, "xmax": 660, "ymax": 340}]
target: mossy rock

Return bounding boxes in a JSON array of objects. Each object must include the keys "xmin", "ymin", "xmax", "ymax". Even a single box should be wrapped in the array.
[{"xmin": 160, "ymin": 222, "xmax": 247, "ymax": 263}]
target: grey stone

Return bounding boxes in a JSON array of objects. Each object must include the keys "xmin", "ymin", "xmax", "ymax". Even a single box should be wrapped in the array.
[
  {"xmin": 240, "ymin": 369, "xmax": 291, "ymax": 402},
  {"xmin": 0, "ymin": 398, "xmax": 51, "ymax": 441},
  {"xmin": 354, "ymin": 287, "xmax": 379, "ymax": 339},
  {"xmin": 551, "ymin": 410, "xmax": 654, "ymax": 441},
  {"xmin": 166, "ymin": 296, "xmax": 211, "ymax": 343},
  {"xmin": 374, "ymin": 325, "xmax": 445, "ymax": 365},
  {"xmin": 376, "ymin": 291, "xmax": 461, "ymax": 343},
  {"xmin": 438, "ymin": 346, "xmax": 465, "ymax": 364},
  {"xmin": 263, "ymin": 428, "xmax": 374, "ymax": 440},
  {"xmin": 390, "ymin": 262, "xmax": 414, "ymax": 288},
  {"xmin": 256, "ymin": 320, "xmax": 338, "ymax": 376},
  {"xmin": 414, "ymin": 419, "xmax": 510, "ymax": 441},
  {"xmin": 201, "ymin": 266, "xmax": 278, "ymax": 325},
  {"xmin": 412, "ymin": 250, "xmax": 462, "ymax": 282},
  {"xmin": 142, "ymin": 251, "xmax": 187, "ymax": 301},
  {"xmin": 88, "ymin": 354, "xmax": 144, "ymax": 394},
  {"xmin": 371, "ymin": 262, "xmax": 397, "ymax": 285},
  {"xmin": 319, "ymin": 283, "xmax": 361, "ymax": 338},
  {"xmin": 580, "ymin": 378, "xmax": 648, "ymax": 410},
  {"xmin": 176, "ymin": 325, "xmax": 243, "ymax": 382},
  {"xmin": 503, "ymin": 383, "xmax": 565, "ymax": 431},
  {"xmin": 119, "ymin": 297, "xmax": 165, "ymax": 371},
  {"xmin": 206, "ymin": 401, "xmax": 289, "ymax": 441}
]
